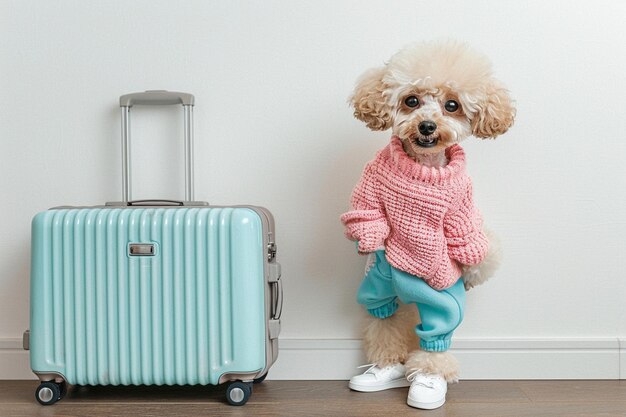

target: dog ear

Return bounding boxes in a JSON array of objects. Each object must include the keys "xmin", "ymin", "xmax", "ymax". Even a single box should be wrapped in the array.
[
  {"xmin": 350, "ymin": 66, "xmax": 393, "ymax": 131},
  {"xmin": 471, "ymin": 79, "xmax": 516, "ymax": 139}
]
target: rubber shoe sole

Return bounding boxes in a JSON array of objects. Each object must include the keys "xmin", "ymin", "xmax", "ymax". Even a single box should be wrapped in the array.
[
  {"xmin": 407, "ymin": 396, "xmax": 446, "ymax": 410},
  {"xmin": 349, "ymin": 378, "xmax": 411, "ymax": 392}
]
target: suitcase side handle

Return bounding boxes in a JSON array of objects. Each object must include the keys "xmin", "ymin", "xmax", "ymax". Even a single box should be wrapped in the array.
[
  {"xmin": 268, "ymin": 263, "xmax": 283, "ymax": 320},
  {"xmin": 272, "ymin": 277, "xmax": 283, "ymax": 320},
  {"xmin": 119, "ymin": 90, "xmax": 195, "ymax": 203},
  {"xmin": 120, "ymin": 90, "xmax": 195, "ymax": 107}
]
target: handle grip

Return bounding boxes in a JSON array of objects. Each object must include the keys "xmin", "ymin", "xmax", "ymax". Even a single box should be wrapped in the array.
[
  {"xmin": 268, "ymin": 263, "xmax": 283, "ymax": 320},
  {"xmin": 119, "ymin": 90, "xmax": 195, "ymax": 202},
  {"xmin": 126, "ymin": 199, "xmax": 184, "ymax": 206},
  {"xmin": 272, "ymin": 277, "xmax": 283, "ymax": 320},
  {"xmin": 120, "ymin": 90, "xmax": 195, "ymax": 107}
]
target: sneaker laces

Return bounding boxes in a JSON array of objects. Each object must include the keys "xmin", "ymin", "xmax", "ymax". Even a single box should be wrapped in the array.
[
  {"xmin": 356, "ymin": 363, "xmax": 379, "ymax": 375},
  {"xmin": 406, "ymin": 371, "xmax": 438, "ymax": 389},
  {"xmin": 356, "ymin": 363, "xmax": 399, "ymax": 376}
]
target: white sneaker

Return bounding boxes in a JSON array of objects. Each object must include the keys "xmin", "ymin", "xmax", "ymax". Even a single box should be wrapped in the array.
[
  {"xmin": 349, "ymin": 363, "xmax": 410, "ymax": 392},
  {"xmin": 406, "ymin": 372, "xmax": 447, "ymax": 409}
]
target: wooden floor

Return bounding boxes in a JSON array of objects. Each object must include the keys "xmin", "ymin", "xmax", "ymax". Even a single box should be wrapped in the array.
[{"xmin": 1, "ymin": 380, "xmax": 626, "ymax": 417}]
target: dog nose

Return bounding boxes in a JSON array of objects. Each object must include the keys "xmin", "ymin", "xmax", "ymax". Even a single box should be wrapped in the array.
[{"xmin": 418, "ymin": 121, "xmax": 437, "ymax": 136}]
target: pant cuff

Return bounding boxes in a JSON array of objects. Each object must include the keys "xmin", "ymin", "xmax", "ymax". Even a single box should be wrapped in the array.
[
  {"xmin": 420, "ymin": 339, "xmax": 451, "ymax": 352},
  {"xmin": 367, "ymin": 300, "xmax": 398, "ymax": 319}
]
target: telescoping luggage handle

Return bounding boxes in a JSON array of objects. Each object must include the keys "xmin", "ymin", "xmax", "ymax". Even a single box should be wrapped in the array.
[{"xmin": 119, "ymin": 90, "xmax": 196, "ymax": 204}]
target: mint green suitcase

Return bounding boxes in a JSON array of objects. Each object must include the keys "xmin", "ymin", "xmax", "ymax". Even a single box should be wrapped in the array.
[{"xmin": 25, "ymin": 92, "xmax": 282, "ymax": 406}]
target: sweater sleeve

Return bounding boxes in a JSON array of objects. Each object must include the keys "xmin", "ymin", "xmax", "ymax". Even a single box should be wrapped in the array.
[
  {"xmin": 443, "ymin": 179, "xmax": 489, "ymax": 266},
  {"xmin": 340, "ymin": 161, "xmax": 390, "ymax": 253}
]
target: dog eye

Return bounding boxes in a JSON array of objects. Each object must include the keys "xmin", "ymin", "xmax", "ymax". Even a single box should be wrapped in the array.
[
  {"xmin": 404, "ymin": 96, "xmax": 420, "ymax": 108},
  {"xmin": 444, "ymin": 100, "xmax": 459, "ymax": 113}
]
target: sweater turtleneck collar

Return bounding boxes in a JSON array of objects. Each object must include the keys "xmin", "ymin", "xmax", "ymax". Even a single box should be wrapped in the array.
[{"xmin": 386, "ymin": 135, "xmax": 466, "ymax": 185}]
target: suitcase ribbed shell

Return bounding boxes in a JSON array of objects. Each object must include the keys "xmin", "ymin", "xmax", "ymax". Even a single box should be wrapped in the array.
[{"xmin": 30, "ymin": 207, "xmax": 267, "ymax": 386}]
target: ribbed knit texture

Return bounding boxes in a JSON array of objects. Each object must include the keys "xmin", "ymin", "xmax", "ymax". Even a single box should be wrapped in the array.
[
  {"xmin": 341, "ymin": 136, "xmax": 489, "ymax": 290},
  {"xmin": 367, "ymin": 300, "xmax": 399, "ymax": 319},
  {"xmin": 420, "ymin": 338, "xmax": 452, "ymax": 352}
]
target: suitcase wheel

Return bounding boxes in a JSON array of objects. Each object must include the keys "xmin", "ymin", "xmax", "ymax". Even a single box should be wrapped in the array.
[
  {"xmin": 35, "ymin": 381, "xmax": 63, "ymax": 406},
  {"xmin": 226, "ymin": 381, "xmax": 253, "ymax": 406}
]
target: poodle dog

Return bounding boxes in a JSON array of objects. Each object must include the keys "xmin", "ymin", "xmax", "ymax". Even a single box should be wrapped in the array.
[{"xmin": 341, "ymin": 40, "xmax": 514, "ymax": 409}]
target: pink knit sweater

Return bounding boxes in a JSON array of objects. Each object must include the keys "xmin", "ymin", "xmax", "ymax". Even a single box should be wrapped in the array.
[{"xmin": 341, "ymin": 136, "xmax": 489, "ymax": 290}]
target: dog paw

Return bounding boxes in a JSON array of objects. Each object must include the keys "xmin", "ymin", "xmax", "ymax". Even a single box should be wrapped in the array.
[
  {"xmin": 461, "ymin": 229, "xmax": 501, "ymax": 290},
  {"xmin": 461, "ymin": 264, "xmax": 487, "ymax": 290}
]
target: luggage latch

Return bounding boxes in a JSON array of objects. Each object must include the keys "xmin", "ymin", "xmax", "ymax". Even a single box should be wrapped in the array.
[
  {"xmin": 129, "ymin": 243, "xmax": 156, "ymax": 256},
  {"xmin": 267, "ymin": 242, "xmax": 277, "ymax": 261}
]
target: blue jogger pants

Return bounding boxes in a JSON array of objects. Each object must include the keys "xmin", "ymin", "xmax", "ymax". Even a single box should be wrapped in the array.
[{"xmin": 357, "ymin": 250, "xmax": 466, "ymax": 352}]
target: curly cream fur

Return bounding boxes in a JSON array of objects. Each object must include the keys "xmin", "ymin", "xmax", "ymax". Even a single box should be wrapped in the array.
[
  {"xmin": 405, "ymin": 350, "xmax": 460, "ymax": 383},
  {"xmin": 362, "ymin": 302, "xmax": 420, "ymax": 366},
  {"xmin": 471, "ymin": 80, "xmax": 516, "ymax": 138},
  {"xmin": 350, "ymin": 66, "xmax": 393, "ymax": 131},
  {"xmin": 349, "ymin": 40, "xmax": 515, "ymax": 147}
]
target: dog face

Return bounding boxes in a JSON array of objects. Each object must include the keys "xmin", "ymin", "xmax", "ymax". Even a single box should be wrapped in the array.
[
  {"xmin": 393, "ymin": 88, "xmax": 473, "ymax": 157},
  {"xmin": 351, "ymin": 41, "xmax": 515, "ymax": 156}
]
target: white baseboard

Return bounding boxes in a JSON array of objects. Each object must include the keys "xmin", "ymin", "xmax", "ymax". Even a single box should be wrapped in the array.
[
  {"xmin": 270, "ymin": 337, "xmax": 624, "ymax": 380},
  {"xmin": 2, "ymin": 337, "xmax": 624, "ymax": 380},
  {"xmin": 620, "ymin": 339, "xmax": 626, "ymax": 379},
  {"xmin": 0, "ymin": 337, "xmax": 33, "ymax": 380}
]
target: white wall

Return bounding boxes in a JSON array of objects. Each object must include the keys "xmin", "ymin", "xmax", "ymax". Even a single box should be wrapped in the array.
[{"xmin": 1, "ymin": 0, "xmax": 625, "ymax": 379}]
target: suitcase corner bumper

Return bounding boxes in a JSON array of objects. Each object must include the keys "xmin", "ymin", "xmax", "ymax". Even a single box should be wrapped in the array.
[{"xmin": 23, "ymin": 330, "xmax": 30, "ymax": 351}]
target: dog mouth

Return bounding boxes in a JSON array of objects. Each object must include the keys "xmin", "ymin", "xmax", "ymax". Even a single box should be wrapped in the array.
[{"xmin": 413, "ymin": 135, "xmax": 440, "ymax": 148}]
